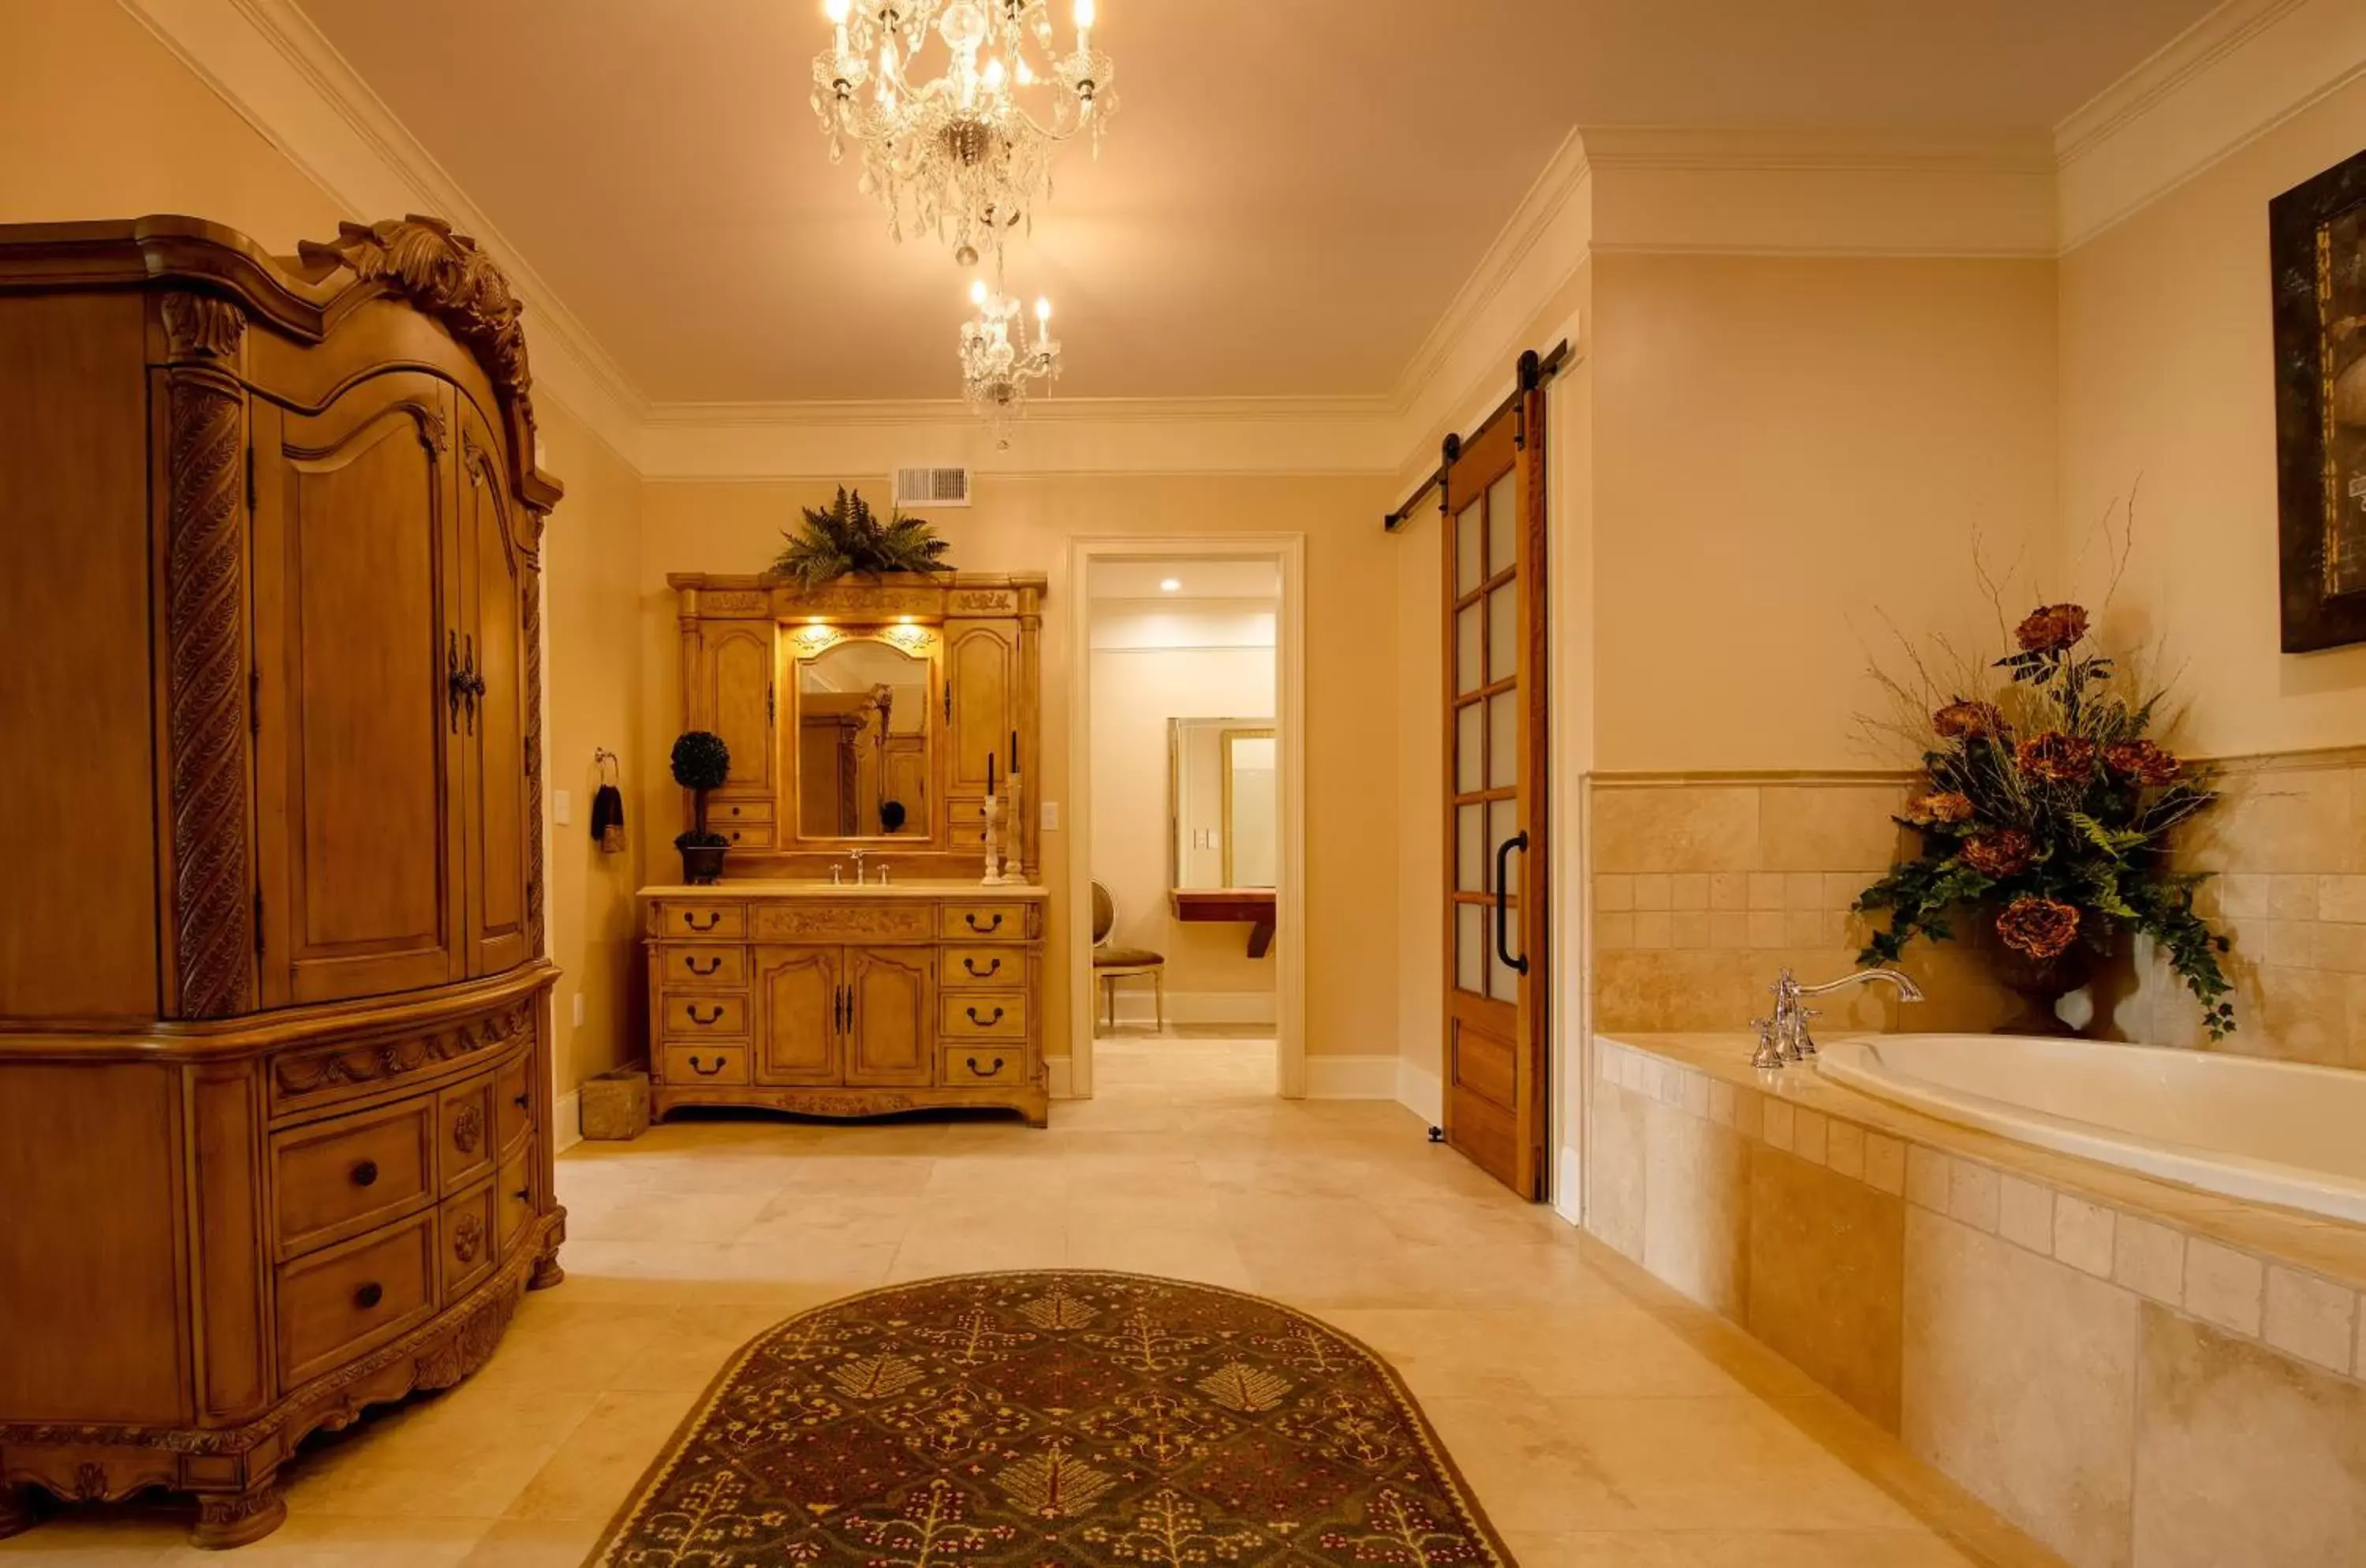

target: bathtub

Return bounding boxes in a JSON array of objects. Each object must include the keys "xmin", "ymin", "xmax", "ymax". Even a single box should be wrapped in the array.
[{"xmin": 1815, "ymin": 1033, "xmax": 2366, "ymax": 1223}]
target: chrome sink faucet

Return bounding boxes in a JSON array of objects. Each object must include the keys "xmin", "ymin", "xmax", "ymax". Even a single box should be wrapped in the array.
[{"xmin": 1760, "ymin": 965, "xmax": 1924, "ymax": 1066}]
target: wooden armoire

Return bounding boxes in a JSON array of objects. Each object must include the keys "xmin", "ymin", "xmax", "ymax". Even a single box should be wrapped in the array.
[{"xmin": 0, "ymin": 215, "xmax": 566, "ymax": 1547}]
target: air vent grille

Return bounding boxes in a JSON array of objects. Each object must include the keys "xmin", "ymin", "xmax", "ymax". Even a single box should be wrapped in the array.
[{"xmin": 894, "ymin": 466, "xmax": 972, "ymax": 508}]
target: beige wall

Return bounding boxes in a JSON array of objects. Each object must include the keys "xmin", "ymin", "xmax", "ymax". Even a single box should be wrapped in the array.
[
  {"xmin": 2060, "ymin": 74, "xmax": 2366, "ymax": 759},
  {"xmin": 640, "ymin": 476, "xmax": 1398, "ymax": 1066},
  {"xmin": 1087, "ymin": 616, "xmax": 1278, "ymax": 1016},
  {"xmin": 0, "ymin": 0, "xmax": 651, "ymax": 1103}
]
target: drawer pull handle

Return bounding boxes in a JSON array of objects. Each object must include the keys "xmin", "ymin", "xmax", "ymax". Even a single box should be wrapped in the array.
[
  {"xmin": 683, "ymin": 911, "xmax": 722, "ymax": 932},
  {"xmin": 965, "ymin": 1006, "xmax": 1005, "ymax": 1027},
  {"xmin": 688, "ymin": 1054, "xmax": 728, "ymax": 1077},
  {"xmin": 350, "ymin": 1159, "xmax": 379, "ymax": 1188},
  {"xmin": 686, "ymin": 955, "xmax": 722, "ymax": 976},
  {"xmin": 965, "ymin": 1055, "xmax": 1006, "ymax": 1077},
  {"xmin": 353, "ymin": 1282, "xmax": 383, "ymax": 1311},
  {"xmin": 963, "ymin": 956, "xmax": 1002, "ymax": 978},
  {"xmin": 965, "ymin": 912, "xmax": 1004, "ymax": 933},
  {"xmin": 513, "ymin": 1092, "xmax": 531, "ymax": 1111},
  {"xmin": 513, "ymin": 1187, "xmax": 531, "ymax": 1203},
  {"xmin": 685, "ymin": 1003, "xmax": 725, "ymax": 1026}
]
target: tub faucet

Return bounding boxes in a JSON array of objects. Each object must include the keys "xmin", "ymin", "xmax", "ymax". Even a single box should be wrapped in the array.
[{"xmin": 1767, "ymin": 965, "xmax": 1924, "ymax": 1062}]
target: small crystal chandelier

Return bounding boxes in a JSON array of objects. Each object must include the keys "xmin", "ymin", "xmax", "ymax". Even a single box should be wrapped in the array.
[
  {"xmin": 812, "ymin": 0, "xmax": 1116, "ymax": 267},
  {"xmin": 959, "ymin": 277, "xmax": 1060, "ymax": 446}
]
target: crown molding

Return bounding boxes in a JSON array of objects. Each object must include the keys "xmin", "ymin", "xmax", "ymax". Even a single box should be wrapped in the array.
[
  {"xmin": 116, "ymin": 0, "xmax": 652, "ymax": 465},
  {"xmin": 2054, "ymin": 0, "xmax": 2366, "ymax": 251}
]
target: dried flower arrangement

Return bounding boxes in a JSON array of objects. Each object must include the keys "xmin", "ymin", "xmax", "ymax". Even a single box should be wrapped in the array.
[{"xmin": 1856, "ymin": 599, "xmax": 2237, "ymax": 1038}]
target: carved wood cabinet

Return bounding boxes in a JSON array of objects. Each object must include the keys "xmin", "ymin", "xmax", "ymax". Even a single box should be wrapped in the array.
[{"xmin": 0, "ymin": 216, "xmax": 565, "ymax": 1547}]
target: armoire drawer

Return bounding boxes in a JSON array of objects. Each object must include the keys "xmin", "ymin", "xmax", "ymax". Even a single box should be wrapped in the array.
[
  {"xmin": 498, "ymin": 1147, "xmax": 536, "ymax": 1256},
  {"xmin": 494, "ymin": 1047, "xmax": 535, "ymax": 1155},
  {"xmin": 942, "ymin": 991, "xmax": 1028, "ymax": 1040},
  {"xmin": 272, "ymin": 1098, "xmax": 436, "ymax": 1258},
  {"xmin": 720, "ymin": 822, "xmax": 774, "ymax": 850},
  {"xmin": 661, "ymin": 902, "xmax": 746, "ymax": 940},
  {"xmin": 713, "ymin": 799, "xmax": 774, "ymax": 825},
  {"xmin": 943, "ymin": 946, "xmax": 1017, "ymax": 987},
  {"xmin": 940, "ymin": 1045, "xmax": 1027, "ymax": 1088},
  {"xmin": 438, "ymin": 1075, "xmax": 496, "ymax": 1195},
  {"xmin": 659, "ymin": 944, "xmax": 748, "ymax": 987},
  {"xmin": 277, "ymin": 1210, "xmax": 437, "ymax": 1387},
  {"xmin": 660, "ymin": 992, "xmax": 748, "ymax": 1039},
  {"xmin": 942, "ymin": 902, "xmax": 1029, "ymax": 942},
  {"xmin": 661, "ymin": 1042, "xmax": 751, "ymax": 1085}
]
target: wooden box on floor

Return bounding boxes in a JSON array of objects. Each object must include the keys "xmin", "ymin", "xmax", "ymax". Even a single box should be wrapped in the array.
[
  {"xmin": 580, "ymin": 1062, "xmax": 654, "ymax": 1140},
  {"xmin": 0, "ymin": 215, "xmax": 567, "ymax": 1547}
]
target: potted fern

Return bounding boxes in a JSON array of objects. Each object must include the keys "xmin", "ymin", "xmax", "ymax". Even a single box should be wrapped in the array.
[
  {"xmin": 671, "ymin": 730, "xmax": 732, "ymax": 885},
  {"xmin": 772, "ymin": 486, "xmax": 952, "ymax": 587}
]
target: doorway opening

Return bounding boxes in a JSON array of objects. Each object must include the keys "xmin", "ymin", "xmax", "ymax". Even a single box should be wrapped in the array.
[{"xmin": 1065, "ymin": 537, "xmax": 1306, "ymax": 1101}]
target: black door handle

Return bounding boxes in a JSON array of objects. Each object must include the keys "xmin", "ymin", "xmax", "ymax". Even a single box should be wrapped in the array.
[
  {"xmin": 965, "ymin": 1006, "xmax": 1005, "ymax": 1027},
  {"xmin": 446, "ymin": 630, "xmax": 465, "ymax": 733},
  {"xmin": 1494, "ymin": 831, "xmax": 1529, "ymax": 976},
  {"xmin": 965, "ymin": 1055, "xmax": 1005, "ymax": 1077},
  {"xmin": 685, "ymin": 1003, "xmax": 724, "ymax": 1026}
]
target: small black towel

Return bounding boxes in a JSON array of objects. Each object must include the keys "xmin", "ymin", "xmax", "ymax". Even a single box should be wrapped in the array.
[{"xmin": 591, "ymin": 782, "xmax": 626, "ymax": 853}]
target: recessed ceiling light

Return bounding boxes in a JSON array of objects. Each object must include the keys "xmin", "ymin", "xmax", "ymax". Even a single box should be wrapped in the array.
[{"xmin": 1159, "ymin": 578, "xmax": 1181, "ymax": 593}]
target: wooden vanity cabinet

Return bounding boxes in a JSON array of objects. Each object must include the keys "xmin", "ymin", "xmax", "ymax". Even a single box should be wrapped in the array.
[{"xmin": 0, "ymin": 216, "xmax": 565, "ymax": 1547}]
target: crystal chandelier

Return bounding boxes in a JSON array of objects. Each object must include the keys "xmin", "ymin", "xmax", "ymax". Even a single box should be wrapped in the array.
[
  {"xmin": 959, "ymin": 277, "xmax": 1061, "ymax": 446},
  {"xmin": 812, "ymin": 0, "xmax": 1116, "ymax": 266}
]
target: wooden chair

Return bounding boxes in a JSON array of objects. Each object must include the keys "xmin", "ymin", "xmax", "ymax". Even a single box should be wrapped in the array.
[{"xmin": 1091, "ymin": 880, "xmax": 1166, "ymax": 1031}]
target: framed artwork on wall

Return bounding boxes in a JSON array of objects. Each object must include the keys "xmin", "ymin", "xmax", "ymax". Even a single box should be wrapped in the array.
[{"xmin": 2271, "ymin": 146, "xmax": 2366, "ymax": 652}]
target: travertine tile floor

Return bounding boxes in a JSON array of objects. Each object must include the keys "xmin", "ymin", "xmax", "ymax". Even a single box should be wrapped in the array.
[{"xmin": 5, "ymin": 1034, "xmax": 2051, "ymax": 1566}]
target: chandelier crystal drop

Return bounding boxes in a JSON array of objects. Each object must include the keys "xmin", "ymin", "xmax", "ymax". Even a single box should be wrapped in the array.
[
  {"xmin": 812, "ymin": 0, "xmax": 1117, "ymax": 267},
  {"xmin": 959, "ymin": 276, "xmax": 1061, "ymax": 447}
]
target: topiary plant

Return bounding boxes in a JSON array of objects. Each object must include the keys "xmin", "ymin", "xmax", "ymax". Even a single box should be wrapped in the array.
[{"xmin": 670, "ymin": 730, "xmax": 732, "ymax": 849}]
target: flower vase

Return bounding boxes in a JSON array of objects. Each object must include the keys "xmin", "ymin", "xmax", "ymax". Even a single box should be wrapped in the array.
[{"xmin": 1989, "ymin": 943, "xmax": 2098, "ymax": 1037}]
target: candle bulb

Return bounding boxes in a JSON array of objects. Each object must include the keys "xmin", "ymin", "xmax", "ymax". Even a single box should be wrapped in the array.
[
  {"xmin": 1009, "ymin": 730, "xmax": 1018, "ymax": 771},
  {"xmin": 987, "ymin": 752, "xmax": 995, "ymax": 795}
]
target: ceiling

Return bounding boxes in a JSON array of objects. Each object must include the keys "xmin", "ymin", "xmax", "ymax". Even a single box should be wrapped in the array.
[
  {"xmin": 1088, "ymin": 560, "xmax": 1282, "ymax": 602},
  {"xmin": 295, "ymin": 0, "xmax": 2218, "ymax": 405}
]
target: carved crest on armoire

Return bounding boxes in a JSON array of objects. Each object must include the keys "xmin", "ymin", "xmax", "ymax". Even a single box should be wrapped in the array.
[{"xmin": 0, "ymin": 215, "xmax": 565, "ymax": 1547}]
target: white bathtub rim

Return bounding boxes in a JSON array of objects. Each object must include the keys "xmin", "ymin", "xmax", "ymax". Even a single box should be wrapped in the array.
[{"xmin": 1813, "ymin": 1032, "xmax": 2366, "ymax": 1226}]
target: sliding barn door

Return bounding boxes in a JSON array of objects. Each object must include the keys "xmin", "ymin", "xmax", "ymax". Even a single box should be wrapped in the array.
[{"xmin": 1439, "ymin": 389, "xmax": 1550, "ymax": 1199}]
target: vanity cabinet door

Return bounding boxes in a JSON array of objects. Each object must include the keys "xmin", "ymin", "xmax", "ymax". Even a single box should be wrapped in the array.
[
  {"xmin": 698, "ymin": 624, "xmax": 775, "ymax": 802},
  {"xmin": 845, "ymin": 946, "xmax": 933, "ymax": 1088},
  {"xmin": 455, "ymin": 399, "xmax": 531, "ymax": 978},
  {"xmin": 946, "ymin": 622, "xmax": 1016, "ymax": 796},
  {"xmin": 752, "ymin": 945, "xmax": 839, "ymax": 1085},
  {"xmin": 250, "ymin": 375, "xmax": 465, "ymax": 1006}
]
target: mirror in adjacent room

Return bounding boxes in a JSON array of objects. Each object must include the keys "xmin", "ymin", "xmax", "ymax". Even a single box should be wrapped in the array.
[
  {"xmin": 1170, "ymin": 718, "xmax": 1277, "ymax": 889},
  {"xmin": 795, "ymin": 634, "xmax": 933, "ymax": 839}
]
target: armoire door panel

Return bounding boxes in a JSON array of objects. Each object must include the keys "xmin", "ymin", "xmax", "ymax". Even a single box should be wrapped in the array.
[
  {"xmin": 458, "ymin": 409, "xmax": 528, "ymax": 976},
  {"xmin": 251, "ymin": 376, "xmax": 464, "ymax": 1005},
  {"xmin": 946, "ymin": 623, "xmax": 1016, "ymax": 794},
  {"xmin": 704, "ymin": 625, "xmax": 775, "ymax": 800},
  {"xmin": 753, "ymin": 945, "xmax": 839, "ymax": 1084},
  {"xmin": 845, "ymin": 946, "xmax": 932, "ymax": 1087}
]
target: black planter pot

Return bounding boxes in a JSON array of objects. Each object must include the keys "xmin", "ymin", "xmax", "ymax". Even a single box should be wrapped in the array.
[{"xmin": 679, "ymin": 843, "xmax": 728, "ymax": 886}]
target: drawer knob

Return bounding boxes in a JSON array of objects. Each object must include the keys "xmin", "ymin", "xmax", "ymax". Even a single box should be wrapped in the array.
[
  {"xmin": 686, "ymin": 955, "xmax": 722, "ymax": 976},
  {"xmin": 685, "ymin": 1003, "xmax": 725, "ymax": 1027},
  {"xmin": 350, "ymin": 1159, "xmax": 379, "ymax": 1188},
  {"xmin": 353, "ymin": 1282, "xmax": 383, "ymax": 1311},
  {"xmin": 965, "ymin": 1055, "xmax": 1005, "ymax": 1077},
  {"xmin": 513, "ymin": 1091, "xmax": 531, "ymax": 1111},
  {"xmin": 965, "ymin": 912, "xmax": 1004, "ymax": 933},
  {"xmin": 513, "ymin": 1187, "xmax": 531, "ymax": 1203},
  {"xmin": 963, "ymin": 956, "xmax": 1002, "ymax": 978},
  {"xmin": 965, "ymin": 1006, "xmax": 1005, "ymax": 1027},
  {"xmin": 687, "ymin": 1054, "xmax": 730, "ymax": 1077},
  {"xmin": 684, "ymin": 911, "xmax": 721, "ymax": 932},
  {"xmin": 452, "ymin": 1105, "xmax": 483, "ymax": 1154}
]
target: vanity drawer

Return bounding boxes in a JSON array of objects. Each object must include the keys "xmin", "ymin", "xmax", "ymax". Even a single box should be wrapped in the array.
[
  {"xmin": 721, "ymin": 821, "xmax": 774, "ymax": 850},
  {"xmin": 272, "ymin": 1098, "xmax": 435, "ymax": 1258},
  {"xmin": 440, "ymin": 1182, "xmax": 498, "ymax": 1302},
  {"xmin": 662, "ymin": 902, "xmax": 746, "ymax": 940},
  {"xmin": 942, "ymin": 902, "xmax": 1029, "ymax": 942},
  {"xmin": 494, "ymin": 1046, "xmax": 535, "ymax": 1155},
  {"xmin": 277, "ymin": 1210, "xmax": 436, "ymax": 1386},
  {"xmin": 941, "ymin": 1044, "xmax": 1027, "ymax": 1088},
  {"xmin": 661, "ymin": 944, "xmax": 748, "ymax": 987},
  {"xmin": 714, "ymin": 800, "xmax": 774, "ymax": 825},
  {"xmin": 661, "ymin": 992, "xmax": 749, "ymax": 1039},
  {"xmin": 942, "ymin": 990, "xmax": 1028, "ymax": 1040},
  {"xmin": 438, "ymin": 1075, "xmax": 497, "ymax": 1195},
  {"xmin": 662, "ymin": 1042, "xmax": 752, "ymax": 1085},
  {"xmin": 498, "ymin": 1146, "xmax": 536, "ymax": 1256},
  {"xmin": 943, "ymin": 946, "xmax": 1020, "ymax": 987}
]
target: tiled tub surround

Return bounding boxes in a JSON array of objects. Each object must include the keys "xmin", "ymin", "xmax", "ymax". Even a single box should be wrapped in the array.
[{"xmin": 1591, "ymin": 1032, "xmax": 2366, "ymax": 1568}]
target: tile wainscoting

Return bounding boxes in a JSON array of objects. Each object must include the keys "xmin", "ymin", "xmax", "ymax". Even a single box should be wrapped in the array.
[{"xmin": 1590, "ymin": 1032, "xmax": 2366, "ymax": 1568}]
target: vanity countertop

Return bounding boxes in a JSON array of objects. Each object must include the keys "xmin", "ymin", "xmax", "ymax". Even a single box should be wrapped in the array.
[{"xmin": 638, "ymin": 879, "xmax": 1049, "ymax": 902}]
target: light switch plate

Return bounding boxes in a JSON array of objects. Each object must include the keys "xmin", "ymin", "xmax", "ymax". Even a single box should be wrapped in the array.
[
  {"xmin": 553, "ymin": 788, "xmax": 573, "ymax": 826},
  {"xmin": 1040, "ymin": 801, "xmax": 1061, "ymax": 831}
]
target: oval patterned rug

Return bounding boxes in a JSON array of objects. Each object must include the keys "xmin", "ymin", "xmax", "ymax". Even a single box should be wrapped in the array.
[{"xmin": 587, "ymin": 1270, "xmax": 1510, "ymax": 1566}]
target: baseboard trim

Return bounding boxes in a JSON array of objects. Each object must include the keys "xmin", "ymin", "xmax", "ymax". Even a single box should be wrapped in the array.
[
  {"xmin": 1047, "ymin": 1056, "xmax": 1076, "ymax": 1099},
  {"xmin": 1102, "ymin": 990, "xmax": 1278, "ymax": 1028},
  {"xmin": 1303, "ymin": 1054, "xmax": 1400, "ymax": 1099},
  {"xmin": 554, "ymin": 1088, "xmax": 583, "ymax": 1153},
  {"xmin": 1395, "ymin": 1056, "xmax": 1443, "ymax": 1125}
]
